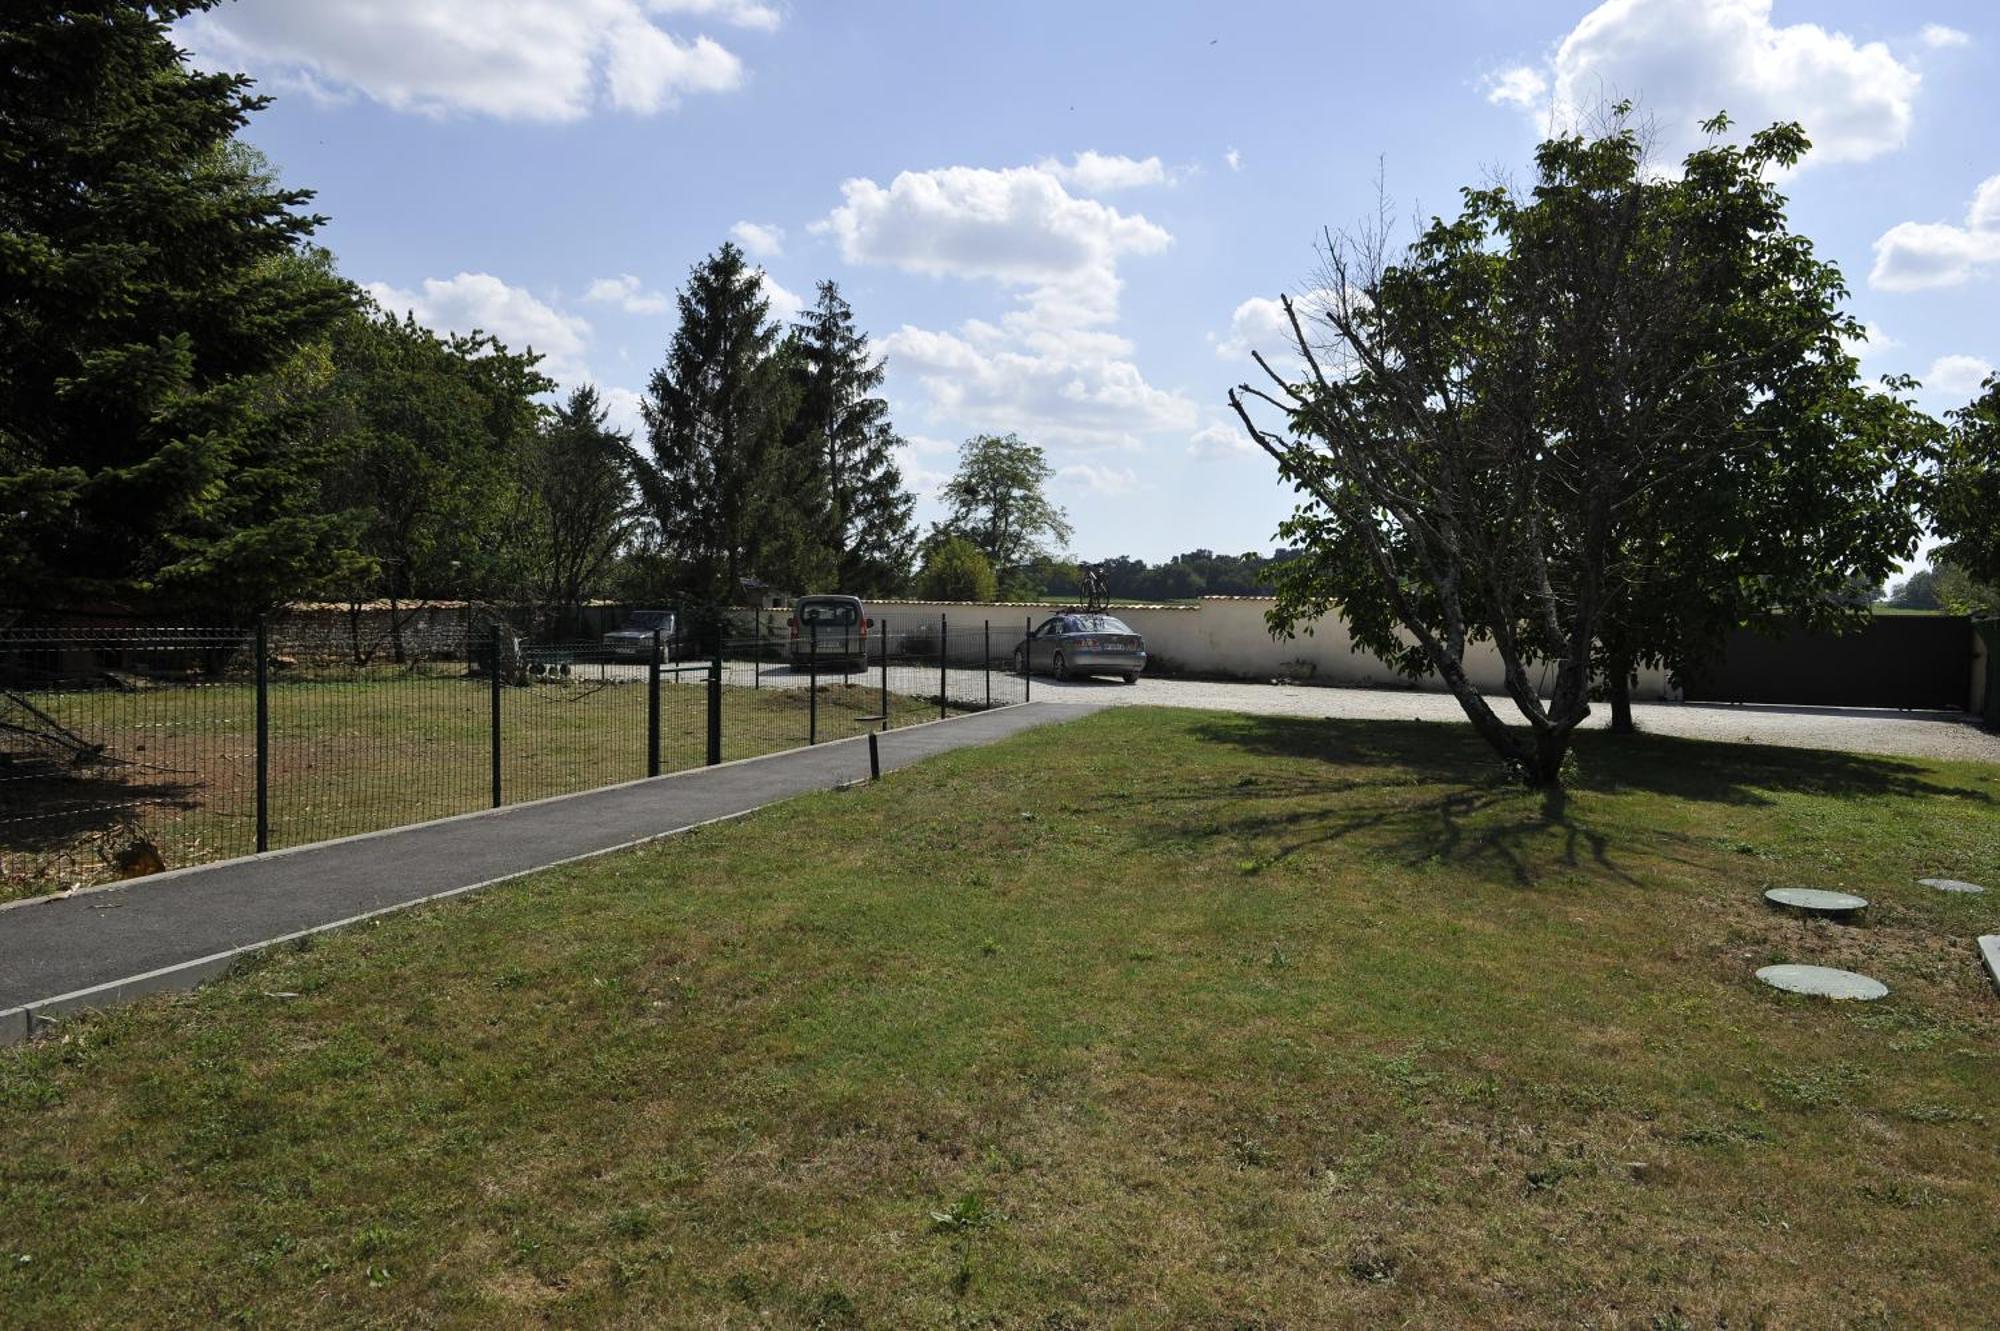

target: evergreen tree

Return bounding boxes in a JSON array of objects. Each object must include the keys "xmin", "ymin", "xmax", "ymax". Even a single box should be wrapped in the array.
[
  {"xmin": 0, "ymin": 2, "xmax": 355, "ymax": 614},
  {"xmin": 630, "ymin": 244, "xmax": 791, "ymax": 607},
  {"xmin": 785, "ymin": 281, "xmax": 917, "ymax": 594},
  {"xmin": 519, "ymin": 386, "xmax": 635, "ymax": 636}
]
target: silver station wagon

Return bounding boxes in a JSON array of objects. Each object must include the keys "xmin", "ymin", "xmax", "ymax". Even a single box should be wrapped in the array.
[{"xmin": 1015, "ymin": 612, "xmax": 1146, "ymax": 683}]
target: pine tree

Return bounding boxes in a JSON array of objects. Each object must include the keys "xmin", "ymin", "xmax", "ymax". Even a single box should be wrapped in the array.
[
  {"xmin": 631, "ymin": 244, "xmax": 792, "ymax": 607},
  {"xmin": 0, "ymin": 2, "xmax": 355, "ymax": 614},
  {"xmin": 520, "ymin": 385, "xmax": 635, "ymax": 637},
  {"xmin": 785, "ymin": 281, "xmax": 917, "ymax": 594}
]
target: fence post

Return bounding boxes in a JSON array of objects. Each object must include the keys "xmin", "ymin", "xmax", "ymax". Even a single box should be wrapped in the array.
[
  {"xmin": 984, "ymin": 620, "xmax": 991, "ymax": 710},
  {"xmin": 808, "ymin": 631, "xmax": 819, "ymax": 745},
  {"xmin": 648, "ymin": 628, "xmax": 662, "ymax": 777},
  {"xmin": 879, "ymin": 617, "xmax": 889, "ymax": 731},
  {"xmin": 254, "ymin": 615, "xmax": 269, "ymax": 853},
  {"xmin": 939, "ymin": 612, "xmax": 948, "ymax": 720},
  {"xmin": 1023, "ymin": 616, "xmax": 1032, "ymax": 701},
  {"xmin": 706, "ymin": 636, "xmax": 722, "ymax": 766},
  {"xmin": 753, "ymin": 612, "xmax": 761, "ymax": 689},
  {"xmin": 490, "ymin": 624, "xmax": 503, "ymax": 808}
]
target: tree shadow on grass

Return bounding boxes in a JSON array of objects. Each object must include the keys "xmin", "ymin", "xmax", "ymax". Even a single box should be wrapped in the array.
[{"xmin": 1098, "ymin": 714, "xmax": 1993, "ymax": 890}]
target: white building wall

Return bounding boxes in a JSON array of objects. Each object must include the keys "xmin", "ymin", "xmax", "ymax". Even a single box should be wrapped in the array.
[{"xmin": 853, "ymin": 597, "xmax": 1675, "ymax": 699}]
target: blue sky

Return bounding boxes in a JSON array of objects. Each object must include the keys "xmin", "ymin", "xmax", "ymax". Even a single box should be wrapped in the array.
[{"xmin": 182, "ymin": 0, "xmax": 1997, "ymax": 572}]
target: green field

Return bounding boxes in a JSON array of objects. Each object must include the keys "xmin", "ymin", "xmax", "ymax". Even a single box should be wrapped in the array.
[
  {"xmin": 1, "ymin": 674, "xmax": 953, "ymax": 900},
  {"xmin": 3, "ymin": 707, "xmax": 1996, "ymax": 1326}
]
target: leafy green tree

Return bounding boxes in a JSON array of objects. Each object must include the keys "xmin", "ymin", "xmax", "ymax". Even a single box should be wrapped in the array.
[
  {"xmin": 785, "ymin": 281, "xmax": 917, "ymax": 594},
  {"xmin": 519, "ymin": 385, "xmax": 635, "ymax": 636},
  {"xmin": 630, "ymin": 244, "xmax": 793, "ymax": 607},
  {"xmin": 915, "ymin": 534, "xmax": 998, "ymax": 602},
  {"xmin": 1231, "ymin": 111, "xmax": 1935, "ymax": 785},
  {"xmin": 321, "ymin": 303, "xmax": 551, "ymax": 647},
  {"xmin": 937, "ymin": 433, "xmax": 1072, "ymax": 573},
  {"xmin": 1885, "ymin": 568, "xmax": 1942, "ymax": 610},
  {"xmin": 1934, "ymin": 376, "xmax": 2000, "ymax": 591},
  {"xmin": 0, "ymin": 3, "xmax": 355, "ymax": 614}
]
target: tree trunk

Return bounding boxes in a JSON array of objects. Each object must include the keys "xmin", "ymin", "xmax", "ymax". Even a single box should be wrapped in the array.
[{"xmin": 1608, "ymin": 648, "xmax": 1635, "ymax": 735}]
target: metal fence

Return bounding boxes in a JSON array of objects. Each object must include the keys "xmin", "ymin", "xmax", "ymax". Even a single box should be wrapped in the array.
[{"xmin": 0, "ymin": 616, "xmax": 1029, "ymax": 898}]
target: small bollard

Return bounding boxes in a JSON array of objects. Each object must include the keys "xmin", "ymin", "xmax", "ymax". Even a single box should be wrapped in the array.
[{"xmin": 868, "ymin": 731, "xmax": 881, "ymax": 781}]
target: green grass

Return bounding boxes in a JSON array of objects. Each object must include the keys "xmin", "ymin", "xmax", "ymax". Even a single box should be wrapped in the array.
[
  {"xmin": 3, "ymin": 707, "xmax": 1997, "ymax": 1327},
  {"xmin": 1, "ymin": 675, "xmax": 956, "ymax": 900}
]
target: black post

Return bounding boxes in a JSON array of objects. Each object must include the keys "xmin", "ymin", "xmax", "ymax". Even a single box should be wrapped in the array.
[
  {"xmin": 939, "ymin": 612, "xmax": 948, "ymax": 720},
  {"xmin": 984, "ymin": 620, "xmax": 991, "ymax": 710},
  {"xmin": 706, "ymin": 637, "xmax": 722, "ymax": 766},
  {"xmin": 878, "ymin": 617, "xmax": 889, "ymax": 731},
  {"xmin": 753, "ymin": 612, "xmax": 761, "ymax": 689},
  {"xmin": 254, "ymin": 615, "xmax": 269, "ymax": 853},
  {"xmin": 490, "ymin": 624, "xmax": 503, "ymax": 808},
  {"xmin": 867, "ymin": 731, "xmax": 880, "ymax": 780},
  {"xmin": 1023, "ymin": 616, "xmax": 1032, "ymax": 701},
  {"xmin": 647, "ymin": 628, "xmax": 662, "ymax": 777},
  {"xmin": 809, "ymin": 631, "xmax": 819, "ymax": 745}
]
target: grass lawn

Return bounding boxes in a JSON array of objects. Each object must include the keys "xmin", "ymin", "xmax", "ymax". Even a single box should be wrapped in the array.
[
  {"xmin": 1, "ymin": 676, "xmax": 959, "ymax": 900},
  {"xmin": 3, "ymin": 707, "xmax": 1997, "ymax": 1327}
]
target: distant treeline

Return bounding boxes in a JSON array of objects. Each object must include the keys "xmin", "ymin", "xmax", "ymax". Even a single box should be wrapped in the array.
[{"xmin": 1011, "ymin": 549, "xmax": 1302, "ymax": 602}]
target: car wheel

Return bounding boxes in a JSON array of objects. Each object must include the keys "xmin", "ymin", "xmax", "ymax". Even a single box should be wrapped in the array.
[
  {"xmin": 1013, "ymin": 646, "xmax": 1028, "ymax": 675},
  {"xmin": 1123, "ymin": 672, "xmax": 1138, "ymax": 684},
  {"xmin": 1053, "ymin": 651, "xmax": 1069, "ymax": 681}
]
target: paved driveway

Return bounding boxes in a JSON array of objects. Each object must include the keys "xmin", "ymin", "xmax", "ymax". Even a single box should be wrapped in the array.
[{"xmin": 1017, "ymin": 673, "xmax": 1998, "ymax": 764}]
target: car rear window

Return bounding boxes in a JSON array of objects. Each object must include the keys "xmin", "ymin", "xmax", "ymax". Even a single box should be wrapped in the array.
[
  {"xmin": 798, "ymin": 599, "xmax": 860, "ymax": 628},
  {"xmin": 1070, "ymin": 615, "xmax": 1133, "ymax": 634}
]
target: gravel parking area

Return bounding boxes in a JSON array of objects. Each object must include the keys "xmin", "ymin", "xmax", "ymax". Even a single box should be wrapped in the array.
[{"xmin": 719, "ymin": 660, "xmax": 1996, "ymax": 763}]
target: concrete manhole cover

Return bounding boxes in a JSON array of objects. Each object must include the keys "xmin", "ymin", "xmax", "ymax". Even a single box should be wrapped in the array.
[
  {"xmin": 1763, "ymin": 887, "xmax": 1868, "ymax": 921},
  {"xmin": 1755, "ymin": 964, "xmax": 1888, "ymax": 1001},
  {"xmin": 1918, "ymin": 878, "xmax": 1986, "ymax": 895}
]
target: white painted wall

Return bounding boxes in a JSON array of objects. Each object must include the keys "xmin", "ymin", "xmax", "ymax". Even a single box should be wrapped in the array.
[{"xmin": 853, "ymin": 597, "xmax": 1675, "ymax": 698}]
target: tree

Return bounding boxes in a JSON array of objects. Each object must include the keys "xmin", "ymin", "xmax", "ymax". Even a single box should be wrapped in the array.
[
  {"xmin": 320, "ymin": 302, "xmax": 551, "ymax": 653},
  {"xmin": 915, "ymin": 535, "xmax": 998, "ymax": 602},
  {"xmin": 630, "ymin": 244, "xmax": 792, "ymax": 608},
  {"xmin": 1231, "ymin": 111, "xmax": 1935, "ymax": 785},
  {"xmin": 1934, "ymin": 375, "xmax": 2000, "ymax": 591},
  {"xmin": 1885, "ymin": 569, "xmax": 1942, "ymax": 610},
  {"xmin": 0, "ymin": 3, "xmax": 355, "ymax": 614},
  {"xmin": 785, "ymin": 281, "xmax": 917, "ymax": 594},
  {"xmin": 519, "ymin": 386, "xmax": 635, "ymax": 636},
  {"xmin": 937, "ymin": 433, "xmax": 1073, "ymax": 572}
]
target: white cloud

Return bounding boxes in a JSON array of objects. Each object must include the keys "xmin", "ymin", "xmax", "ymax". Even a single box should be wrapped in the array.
[
  {"xmin": 1211, "ymin": 288, "xmax": 1350, "ymax": 380},
  {"xmin": 815, "ymin": 162, "xmax": 1172, "ymax": 328},
  {"xmin": 600, "ymin": 386, "xmax": 647, "ymax": 439},
  {"xmin": 583, "ymin": 273, "xmax": 670, "ymax": 315},
  {"xmin": 364, "ymin": 272, "xmax": 592, "ymax": 378},
  {"xmin": 730, "ymin": 221, "xmax": 786, "ymax": 257},
  {"xmin": 1484, "ymin": 65, "xmax": 1548, "ymax": 109},
  {"xmin": 178, "ymin": 0, "xmax": 756, "ymax": 122},
  {"xmin": 1224, "ymin": 147, "xmax": 1242, "ymax": 172},
  {"xmin": 1926, "ymin": 354, "xmax": 1996, "ymax": 395},
  {"xmin": 1838, "ymin": 321, "xmax": 1898, "ymax": 362},
  {"xmin": 1036, "ymin": 151, "xmax": 1174, "ymax": 192},
  {"xmin": 823, "ymin": 160, "xmax": 1193, "ymax": 451},
  {"xmin": 1189, "ymin": 419, "xmax": 1255, "ymax": 460},
  {"xmin": 890, "ymin": 442, "xmax": 951, "ymax": 497},
  {"xmin": 1869, "ymin": 173, "xmax": 2000, "ymax": 290},
  {"xmin": 758, "ymin": 270, "xmax": 805, "ymax": 323},
  {"xmin": 1056, "ymin": 463, "xmax": 1140, "ymax": 496},
  {"xmin": 1495, "ymin": 0, "xmax": 1921, "ymax": 167},
  {"xmin": 1920, "ymin": 23, "xmax": 1970, "ymax": 49}
]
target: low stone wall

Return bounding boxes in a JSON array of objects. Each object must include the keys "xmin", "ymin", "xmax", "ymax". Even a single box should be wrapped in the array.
[{"xmin": 857, "ymin": 597, "xmax": 1676, "ymax": 699}]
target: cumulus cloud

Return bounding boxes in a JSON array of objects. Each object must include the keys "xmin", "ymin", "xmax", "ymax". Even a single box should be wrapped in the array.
[
  {"xmin": 364, "ymin": 272, "xmax": 592, "ymax": 378},
  {"xmin": 1926, "ymin": 354, "xmax": 1996, "ymax": 395},
  {"xmin": 1493, "ymin": 0, "xmax": 1921, "ymax": 167},
  {"xmin": 583, "ymin": 273, "xmax": 670, "ymax": 315},
  {"xmin": 1870, "ymin": 173, "xmax": 2000, "ymax": 290},
  {"xmin": 1224, "ymin": 147, "xmax": 1242, "ymax": 172},
  {"xmin": 600, "ymin": 385, "xmax": 648, "ymax": 439},
  {"xmin": 1056, "ymin": 463, "xmax": 1141, "ymax": 496},
  {"xmin": 1920, "ymin": 23, "xmax": 1970, "ymax": 49},
  {"xmin": 1188, "ymin": 419, "xmax": 1255, "ymax": 460},
  {"xmin": 1211, "ymin": 288, "xmax": 1351, "ymax": 381},
  {"xmin": 178, "ymin": 0, "xmax": 759, "ymax": 121},
  {"xmin": 1484, "ymin": 65, "xmax": 1549, "ymax": 109},
  {"xmin": 729, "ymin": 221, "xmax": 785, "ymax": 257},
  {"xmin": 820, "ymin": 159, "xmax": 1194, "ymax": 451},
  {"xmin": 1036, "ymin": 151, "xmax": 1175, "ymax": 192},
  {"xmin": 757, "ymin": 271, "xmax": 805, "ymax": 323}
]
